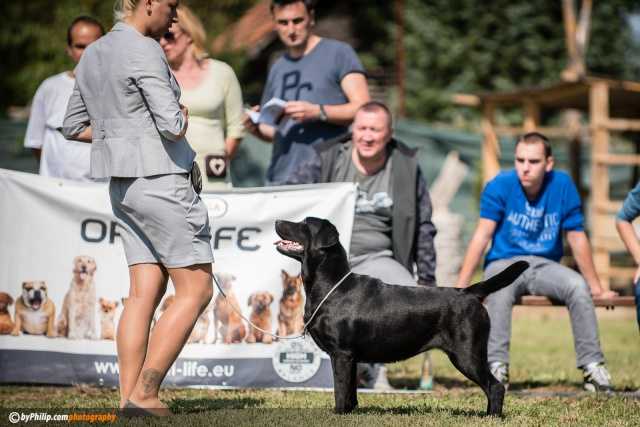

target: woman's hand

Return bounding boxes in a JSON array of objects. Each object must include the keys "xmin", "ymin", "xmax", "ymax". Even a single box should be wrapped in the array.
[
  {"xmin": 178, "ymin": 103, "xmax": 189, "ymax": 138},
  {"xmin": 243, "ymin": 105, "xmax": 261, "ymax": 137}
]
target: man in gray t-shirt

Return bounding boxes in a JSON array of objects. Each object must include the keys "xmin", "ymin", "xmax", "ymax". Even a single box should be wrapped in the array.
[
  {"xmin": 287, "ymin": 101, "xmax": 437, "ymax": 390},
  {"xmin": 334, "ymin": 150, "xmax": 395, "ymax": 258},
  {"xmin": 244, "ymin": 0, "xmax": 370, "ymax": 184}
]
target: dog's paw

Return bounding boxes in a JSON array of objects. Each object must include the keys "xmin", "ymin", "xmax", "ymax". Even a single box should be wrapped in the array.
[
  {"xmin": 11, "ymin": 329, "xmax": 20, "ymax": 336},
  {"xmin": 334, "ymin": 404, "xmax": 357, "ymax": 415}
]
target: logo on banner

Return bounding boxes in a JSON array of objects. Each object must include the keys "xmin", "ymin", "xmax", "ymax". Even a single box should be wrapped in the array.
[
  {"xmin": 205, "ymin": 197, "xmax": 229, "ymax": 218},
  {"xmin": 272, "ymin": 337, "xmax": 322, "ymax": 383}
]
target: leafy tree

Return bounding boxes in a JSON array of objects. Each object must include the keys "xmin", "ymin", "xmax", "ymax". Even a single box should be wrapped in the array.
[
  {"xmin": 0, "ymin": 0, "xmax": 255, "ymax": 110},
  {"xmin": 401, "ymin": 0, "xmax": 640, "ymax": 122},
  {"xmin": 2, "ymin": 0, "xmax": 638, "ymax": 125}
]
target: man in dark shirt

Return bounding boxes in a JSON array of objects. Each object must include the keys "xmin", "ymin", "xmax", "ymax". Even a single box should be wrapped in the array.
[{"xmin": 288, "ymin": 101, "xmax": 437, "ymax": 388}]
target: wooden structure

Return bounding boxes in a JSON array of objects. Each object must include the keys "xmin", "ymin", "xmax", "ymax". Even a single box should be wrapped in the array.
[{"xmin": 474, "ymin": 76, "xmax": 640, "ymax": 298}]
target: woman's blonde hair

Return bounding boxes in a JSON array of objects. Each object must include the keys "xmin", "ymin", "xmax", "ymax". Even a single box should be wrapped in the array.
[
  {"xmin": 176, "ymin": 4, "xmax": 208, "ymax": 61},
  {"xmin": 113, "ymin": 0, "xmax": 139, "ymax": 22}
]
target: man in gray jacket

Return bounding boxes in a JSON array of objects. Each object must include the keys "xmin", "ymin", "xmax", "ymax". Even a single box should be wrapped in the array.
[{"xmin": 287, "ymin": 101, "xmax": 437, "ymax": 388}]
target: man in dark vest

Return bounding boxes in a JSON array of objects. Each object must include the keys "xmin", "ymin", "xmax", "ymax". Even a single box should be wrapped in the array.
[{"xmin": 287, "ymin": 101, "xmax": 437, "ymax": 388}]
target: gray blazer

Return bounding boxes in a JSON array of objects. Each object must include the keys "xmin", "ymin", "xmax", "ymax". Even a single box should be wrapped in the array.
[{"xmin": 62, "ymin": 22, "xmax": 194, "ymax": 178}]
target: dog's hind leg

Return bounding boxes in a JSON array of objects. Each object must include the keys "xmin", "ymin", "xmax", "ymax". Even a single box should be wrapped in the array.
[
  {"xmin": 330, "ymin": 353, "xmax": 358, "ymax": 414},
  {"xmin": 445, "ymin": 350, "xmax": 503, "ymax": 416},
  {"xmin": 486, "ymin": 373, "xmax": 505, "ymax": 416},
  {"xmin": 444, "ymin": 340, "xmax": 504, "ymax": 417}
]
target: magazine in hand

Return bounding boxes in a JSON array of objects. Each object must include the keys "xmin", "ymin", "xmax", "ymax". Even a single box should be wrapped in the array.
[{"xmin": 246, "ymin": 98, "xmax": 287, "ymax": 125}]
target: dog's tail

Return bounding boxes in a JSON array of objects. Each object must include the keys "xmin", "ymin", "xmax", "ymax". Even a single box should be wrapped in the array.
[{"xmin": 463, "ymin": 261, "xmax": 529, "ymax": 298}]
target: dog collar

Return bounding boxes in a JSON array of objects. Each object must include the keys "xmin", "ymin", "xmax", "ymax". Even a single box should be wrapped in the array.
[
  {"xmin": 302, "ymin": 270, "xmax": 352, "ymax": 334},
  {"xmin": 211, "ymin": 270, "xmax": 352, "ymax": 341}
]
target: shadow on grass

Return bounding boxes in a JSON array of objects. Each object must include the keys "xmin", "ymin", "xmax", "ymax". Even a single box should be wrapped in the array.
[
  {"xmin": 391, "ymin": 375, "xmax": 587, "ymax": 392},
  {"xmin": 355, "ymin": 404, "xmax": 485, "ymax": 418},
  {"xmin": 171, "ymin": 396, "xmax": 265, "ymax": 414}
]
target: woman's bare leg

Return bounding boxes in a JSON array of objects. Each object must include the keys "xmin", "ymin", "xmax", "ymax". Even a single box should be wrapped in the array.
[
  {"xmin": 127, "ymin": 263, "xmax": 213, "ymax": 413},
  {"xmin": 117, "ymin": 263, "xmax": 168, "ymax": 408}
]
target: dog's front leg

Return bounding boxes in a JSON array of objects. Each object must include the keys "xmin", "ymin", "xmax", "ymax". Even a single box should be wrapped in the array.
[
  {"xmin": 46, "ymin": 305, "xmax": 56, "ymax": 338},
  {"xmin": 212, "ymin": 314, "xmax": 218, "ymax": 344},
  {"xmin": 11, "ymin": 312, "xmax": 22, "ymax": 336},
  {"xmin": 330, "ymin": 354, "xmax": 358, "ymax": 414},
  {"xmin": 245, "ymin": 327, "xmax": 256, "ymax": 343},
  {"xmin": 277, "ymin": 319, "xmax": 287, "ymax": 338}
]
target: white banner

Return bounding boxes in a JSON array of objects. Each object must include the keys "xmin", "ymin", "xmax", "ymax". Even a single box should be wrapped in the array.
[{"xmin": 0, "ymin": 168, "xmax": 355, "ymax": 388}]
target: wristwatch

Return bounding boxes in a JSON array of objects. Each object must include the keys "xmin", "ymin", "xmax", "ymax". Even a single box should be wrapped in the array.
[{"xmin": 318, "ymin": 104, "xmax": 328, "ymax": 122}]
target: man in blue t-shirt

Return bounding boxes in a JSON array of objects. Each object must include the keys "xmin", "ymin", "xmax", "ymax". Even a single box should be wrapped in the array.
[
  {"xmin": 244, "ymin": 0, "xmax": 370, "ymax": 184},
  {"xmin": 456, "ymin": 132, "xmax": 617, "ymax": 392},
  {"xmin": 615, "ymin": 182, "xmax": 640, "ymax": 333}
]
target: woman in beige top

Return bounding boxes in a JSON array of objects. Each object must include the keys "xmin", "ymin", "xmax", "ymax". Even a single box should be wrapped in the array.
[{"xmin": 160, "ymin": 4, "xmax": 244, "ymax": 190}]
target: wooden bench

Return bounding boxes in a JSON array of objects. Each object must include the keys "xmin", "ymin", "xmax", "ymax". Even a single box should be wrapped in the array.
[{"xmin": 518, "ymin": 295, "xmax": 635, "ymax": 307}]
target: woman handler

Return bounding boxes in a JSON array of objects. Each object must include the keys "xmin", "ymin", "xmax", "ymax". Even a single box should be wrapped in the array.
[{"xmin": 62, "ymin": 0, "xmax": 213, "ymax": 415}]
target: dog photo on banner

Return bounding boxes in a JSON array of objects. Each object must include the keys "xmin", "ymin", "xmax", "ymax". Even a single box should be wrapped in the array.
[{"xmin": 0, "ymin": 168, "xmax": 356, "ymax": 389}]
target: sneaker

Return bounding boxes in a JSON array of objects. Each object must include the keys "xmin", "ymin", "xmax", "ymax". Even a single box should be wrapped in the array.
[
  {"xmin": 582, "ymin": 362, "xmax": 613, "ymax": 393},
  {"xmin": 372, "ymin": 366, "xmax": 394, "ymax": 391},
  {"xmin": 489, "ymin": 362, "xmax": 509, "ymax": 388},
  {"xmin": 356, "ymin": 363, "xmax": 374, "ymax": 388}
]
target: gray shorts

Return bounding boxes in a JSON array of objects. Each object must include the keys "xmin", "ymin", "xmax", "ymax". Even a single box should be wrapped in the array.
[{"xmin": 109, "ymin": 173, "xmax": 214, "ymax": 268}]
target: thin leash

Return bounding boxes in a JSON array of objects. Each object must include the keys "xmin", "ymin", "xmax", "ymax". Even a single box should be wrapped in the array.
[{"xmin": 210, "ymin": 270, "xmax": 352, "ymax": 341}]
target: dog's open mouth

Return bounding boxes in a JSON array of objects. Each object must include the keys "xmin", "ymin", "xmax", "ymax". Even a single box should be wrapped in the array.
[
  {"xmin": 274, "ymin": 240, "xmax": 304, "ymax": 253},
  {"xmin": 29, "ymin": 297, "xmax": 42, "ymax": 310}
]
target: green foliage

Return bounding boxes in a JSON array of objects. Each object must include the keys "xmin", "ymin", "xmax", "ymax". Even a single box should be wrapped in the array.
[
  {"xmin": 2, "ymin": 0, "xmax": 639, "ymax": 124},
  {"xmin": 0, "ymin": 0, "xmax": 256, "ymax": 109},
  {"xmin": 402, "ymin": 0, "xmax": 640, "ymax": 122}
]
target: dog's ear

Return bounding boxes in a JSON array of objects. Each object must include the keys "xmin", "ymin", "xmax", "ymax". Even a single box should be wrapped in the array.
[
  {"xmin": 7, "ymin": 294, "xmax": 14, "ymax": 305},
  {"xmin": 315, "ymin": 220, "xmax": 340, "ymax": 249},
  {"xmin": 247, "ymin": 294, "xmax": 254, "ymax": 306},
  {"xmin": 268, "ymin": 293, "xmax": 274, "ymax": 304},
  {"xmin": 281, "ymin": 270, "xmax": 289, "ymax": 281},
  {"xmin": 99, "ymin": 297, "xmax": 105, "ymax": 305},
  {"xmin": 114, "ymin": 301, "xmax": 119, "ymax": 308}
]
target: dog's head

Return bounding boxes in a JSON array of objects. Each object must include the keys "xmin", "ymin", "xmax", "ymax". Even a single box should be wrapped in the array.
[
  {"xmin": 281, "ymin": 270, "xmax": 303, "ymax": 299},
  {"xmin": 99, "ymin": 297, "xmax": 119, "ymax": 315},
  {"xmin": 73, "ymin": 255, "xmax": 97, "ymax": 284},
  {"xmin": 214, "ymin": 272, "xmax": 236, "ymax": 292},
  {"xmin": 275, "ymin": 217, "xmax": 342, "ymax": 262},
  {"xmin": 248, "ymin": 291, "xmax": 274, "ymax": 313},
  {"xmin": 21, "ymin": 281, "xmax": 48, "ymax": 311},
  {"xmin": 0, "ymin": 292, "xmax": 14, "ymax": 312}
]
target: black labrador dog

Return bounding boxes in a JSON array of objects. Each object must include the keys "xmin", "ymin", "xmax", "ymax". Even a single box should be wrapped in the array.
[{"xmin": 275, "ymin": 217, "xmax": 528, "ymax": 416}]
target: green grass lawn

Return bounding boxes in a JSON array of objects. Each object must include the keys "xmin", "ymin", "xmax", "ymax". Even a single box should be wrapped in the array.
[{"xmin": 1, "ymin": 307, "xmax": 638, "ymax": 426}]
